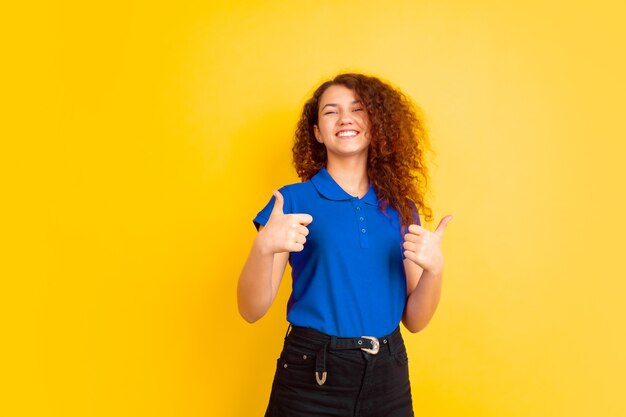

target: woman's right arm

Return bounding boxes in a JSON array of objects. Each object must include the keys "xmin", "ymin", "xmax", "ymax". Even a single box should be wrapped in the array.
[
  {"xmin": 237, "ymin": 190, "xmax": 313, "ymax": 323},
  {"xmin": 237, "ymin": 226, "xmax": 290, "ymax": 323}
]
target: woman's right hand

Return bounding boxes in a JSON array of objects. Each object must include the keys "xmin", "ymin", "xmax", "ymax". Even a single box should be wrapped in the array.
[{"xmin": 257, "ymin": 190, "xmax": 313, "ymax": 254}]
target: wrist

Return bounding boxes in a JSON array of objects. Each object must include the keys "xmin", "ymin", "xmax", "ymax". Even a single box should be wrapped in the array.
[
  {"xmin": 254, "ymin": 230, "xmax": 275, "ymax": 256},
  {"xmin": 422, "ymin": 267, "xmax": 443, "ymax": 278}
]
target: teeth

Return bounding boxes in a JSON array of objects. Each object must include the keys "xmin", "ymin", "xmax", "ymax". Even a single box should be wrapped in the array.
[{"xmin": 337, "ymin": 131, "xmax": 358, "ymax": 137}]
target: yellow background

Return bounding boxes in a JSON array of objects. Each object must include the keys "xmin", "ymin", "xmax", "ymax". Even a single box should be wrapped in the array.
[{"xmin": 3, "ymin": 0, "xmax": 626, "ymax": 415}]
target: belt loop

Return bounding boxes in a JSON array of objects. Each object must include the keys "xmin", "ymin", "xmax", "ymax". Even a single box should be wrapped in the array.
[
  {"xmin": 315, "ymin": 341, "xmax": 329, "ymax": 386},
  {"xmin": 330, "ymin": 335, "xmax": 338, "ymax": 350},
  {"xmin": 384, "ymin": 334, "xmax": 392, "ymax": 355},
  {"xmin": 387, "ymin": 326, "xmax": 399, "ymax": 355}
]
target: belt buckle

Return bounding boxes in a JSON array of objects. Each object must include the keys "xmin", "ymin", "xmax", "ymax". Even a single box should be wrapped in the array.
[{"xmin": 360, "ymin": 336, "xmax": 380, "ymax": 355}]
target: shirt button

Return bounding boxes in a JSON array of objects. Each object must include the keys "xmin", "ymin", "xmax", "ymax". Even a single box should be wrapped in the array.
[
  {"xmin": 359, "ymin": 217, "xmax": 364, "ymax": 221},
  {"xmin": 356, "ymin": 206, "xmax": 361, "ymax": 211},
  {"xmin": 361, "ymin": 229, "xmax": 366, "ymax": 233}
]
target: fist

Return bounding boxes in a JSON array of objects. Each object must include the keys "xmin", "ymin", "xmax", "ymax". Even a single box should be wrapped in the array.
[
  {"xmin": 402, "ymin": 215, "xmax": 453, "ymax": 275},
  {"xmin": 258, "ymin": 190, "xmax": 313, "ymax": 253}
]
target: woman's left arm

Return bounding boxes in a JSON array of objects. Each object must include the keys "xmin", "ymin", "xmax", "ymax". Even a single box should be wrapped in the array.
[{"xmin": 401, "ymin": 215, "xmax": 453, "ymax": 333}]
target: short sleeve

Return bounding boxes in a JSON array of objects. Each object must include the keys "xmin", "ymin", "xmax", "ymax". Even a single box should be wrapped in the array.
[
  {"xmin": 401, "ymin": 200, "xmax": 421, "ymax": 232},
  {"xmin": 411, "ymin": 201, "xmax": 421, "ymax": 226},
  {"xmin": 252, "ymin": 186, "xmax": 293, "ymax": 231},
  {"xmin": 401, "ymin": 200, "xmax": 421, "ymax": 260}
]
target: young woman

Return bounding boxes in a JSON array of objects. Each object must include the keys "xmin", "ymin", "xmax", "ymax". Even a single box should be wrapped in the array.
[{"xmin": 237, "ymin": 73, "xmax": 452, "ymax": 417}]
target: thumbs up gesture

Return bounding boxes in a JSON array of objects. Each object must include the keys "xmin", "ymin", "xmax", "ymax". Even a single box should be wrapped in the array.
[
  {"xmin": 403, "ymin": 215, "xmax": 453, "ymax": 275},
  {"xmin": 258, "ymin": 190, "xmax": 313, "ymax": 254}
]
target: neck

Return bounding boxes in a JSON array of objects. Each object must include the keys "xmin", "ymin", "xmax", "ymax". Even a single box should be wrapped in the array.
[{"xmin": 326, "ymin": 158, "xmax": 369, "ymax": 198}]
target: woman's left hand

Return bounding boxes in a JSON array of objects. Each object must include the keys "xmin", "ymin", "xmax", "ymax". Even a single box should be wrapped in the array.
[{"xmin": 403, "ymin": 215, "xmax": 453, "ymax": 275}]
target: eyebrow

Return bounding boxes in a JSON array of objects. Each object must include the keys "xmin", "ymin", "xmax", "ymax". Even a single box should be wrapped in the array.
[{"xmin": 321, "ymin": 100, "xmax": 362, "ymax": 110}]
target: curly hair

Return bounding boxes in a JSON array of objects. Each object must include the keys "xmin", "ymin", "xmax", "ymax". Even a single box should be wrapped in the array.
[{"xmin": 292, "ymin": 73, "xmax": 433, "ymax": 228}]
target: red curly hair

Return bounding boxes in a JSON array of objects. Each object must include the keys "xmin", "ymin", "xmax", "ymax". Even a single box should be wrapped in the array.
[{"xmin": 292, "ymin": 73, "xmax": 433, "ymax": 229}]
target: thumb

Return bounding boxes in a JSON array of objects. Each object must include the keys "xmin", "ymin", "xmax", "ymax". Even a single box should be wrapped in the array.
[
  {"xmin": 270, "ymin": 190, "xmax": 285, "ymax": 216},
  {"xmin": 434, "ymin": 215, "xmax": 453, "ymax": 236}
]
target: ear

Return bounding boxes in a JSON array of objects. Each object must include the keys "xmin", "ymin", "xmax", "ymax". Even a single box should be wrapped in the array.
[{"xmin": 313, "ymin": 125, "xmax": 323, "ymax": 143}]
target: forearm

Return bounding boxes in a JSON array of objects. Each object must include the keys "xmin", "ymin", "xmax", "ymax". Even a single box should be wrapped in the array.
[
  {"xmin": 402, "ymin": 269, "xmax": 443, "ymax": 333},
  {"xmin": 237, "ymin": 237, "xmax": 275, "ymax": 323}
]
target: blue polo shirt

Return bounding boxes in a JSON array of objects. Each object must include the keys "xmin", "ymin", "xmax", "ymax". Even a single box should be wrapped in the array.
[{"xmin": 253, "ymin": 167, "xmax": 420, "ymax": 338}]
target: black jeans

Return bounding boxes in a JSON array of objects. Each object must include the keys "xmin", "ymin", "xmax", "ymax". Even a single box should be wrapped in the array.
[{"xmin": 265, "ymin": 325, "xmax": 414, "ymax": 417}]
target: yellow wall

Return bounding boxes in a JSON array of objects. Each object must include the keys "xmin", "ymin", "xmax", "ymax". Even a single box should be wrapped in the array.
[{"xmin": 5, "ymin": 0, "xmax": 626, "ymax": 415}]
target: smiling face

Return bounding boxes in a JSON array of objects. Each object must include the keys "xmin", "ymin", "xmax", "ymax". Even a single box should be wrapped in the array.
[{"xmin": 313, "ymin": 84, "xmax": 372, "ymax": 161}]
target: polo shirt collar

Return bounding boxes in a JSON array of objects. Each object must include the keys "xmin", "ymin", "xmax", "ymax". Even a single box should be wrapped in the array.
[{"xmin": 311, "ymin": 167, "xmax": 378, "ymax": 206}]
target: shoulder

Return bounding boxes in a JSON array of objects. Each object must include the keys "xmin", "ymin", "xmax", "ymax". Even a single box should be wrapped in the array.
[
  {"xmin": 278, "ymin": 179, "xmax": 316, "ymax": 198},
  {"xmin": 252, "ymin": 181, "xmax": 308, "ymax": 230},
  {"xmin": 281, "ymin": 177, "xmax": 314, "ymax": 190},
  {"xmin": 268, "ymin": 180, "xmax": 312, "ymax": 212}
]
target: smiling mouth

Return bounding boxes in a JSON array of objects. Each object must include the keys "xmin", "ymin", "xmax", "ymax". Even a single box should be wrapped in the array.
[{"xmin": 336, "ymin": 130, "xmax": 359, "ymax": 138}]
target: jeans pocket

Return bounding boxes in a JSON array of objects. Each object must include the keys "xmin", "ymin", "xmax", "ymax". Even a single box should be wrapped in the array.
[
  {"xmin": 280, "ymin": 344, "xmax": 317, "ymax": 369},
  {"xmin": 393, "ymin": 344, "xmax": 409, "ymax": 366},
  {"xmin": 276, "ymin": 343, "xmax": 319, "ymax": 387}
]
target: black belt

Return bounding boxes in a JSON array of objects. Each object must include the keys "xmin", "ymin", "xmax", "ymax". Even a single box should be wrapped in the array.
[
  {"xmin": 331, "ymin": 335, "xmax": 382, "ymax": 354},
  {"xmin": 285, "ymin": 325, "xmax": 400, "ymax": 386}
]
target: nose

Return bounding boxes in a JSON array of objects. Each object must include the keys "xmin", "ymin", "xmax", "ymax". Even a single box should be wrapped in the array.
[{"xmin": 339, "ymin": 111, "xmax": 354, "ymax": 125}]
